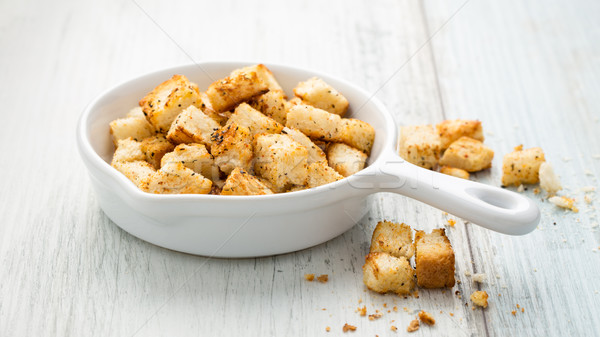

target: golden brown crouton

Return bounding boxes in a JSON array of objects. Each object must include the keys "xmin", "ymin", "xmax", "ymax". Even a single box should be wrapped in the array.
[
  {"xmin": 306, "ymin": 161, "xmax": 344, "ymax": 188},
  {"xmin": 139, "ymin": 75, "xmax": 203, "ymax": 133},
  {"xmin": 398, "ymin": 125, "xmax": 441, "ymax": 170},
  {"xmin": 112, "ymin": 160, "xmax": 156, "ymax": 187},
  {"xmin": 539, "ymin": 162, "xmax": 562, "ymax": 196},
  {"xmin": 112, "ymin": 138, "xmax": 145, "ymax": 163},
  {"xmin": 210, "ymin": 123, "xmax": 254, "ymax": 175},
  {"xmin": 436, "ymin": 119, "xmax": 484, "ymax": 149},
  {"xmin": 414, "ymin": 229, "xmax": 455, "ymax": 288},
  {"xmin": 282, "ymin": 127, "xmax": 327, "ymax": 164},
  {"xmin": 369, "ymin": 221, "xmax": 414, "ymax": 259},
  {"xmin": 109, "ymin": 114, "xmax": 155, "ymax": 145},
  {"xmin": 254, "ymin": 134, "xmax": 309, "ymax": 190},
  {"xmin": 220, "ymin": 167, "xmax": 273, "ymax": 195},
  {"xmin": 501, "ymin": 147, "xmax": 545, "ymax": 186},
  {"xmin": 439, "ymin": 166, "xmax": 470, "ymax": 180},
  {"xmin": 140, "ymin": 135, "xmax": 175, "ymax": 169},
  {"xmin": 439, "ymin": 137, "xmax": 494, "ymax": 172},
  {"xmin": 166, "ymin": 105, "xmax": 221, "ymax": 146},
  {"xmin": 286, "ymin": 104, "xmax": 342, "ymax": 141},
  {"xmin": 293, "ymin": 77, "xmax": 349, "ymax": 116},
  {"xmin": 230, "ymin": 64, "xmax": 284, "ymax": 95},
  {"xmin": 160, "ymin": 143, "xmax": 219, "ymax": 181},
  {"xmin": 336, "ymin": 118, "xmax": 375, "ymax": 154},
  {"xmin": 204, "ymin": 71, "xmax": 268, "ymax": 113},
  {"xmin": 418, "ymin": 311, "xmax": 435, "ymax": 325},
  {"xmin": 362, "ymin": 252, "xmax": 415, "ymax": 295},
  {"xmin": 470, "ymin": 291, "xmax": 489, "ymax": 308},
  {"xmin": 139, "ymin": 162, "xmax": 212, "ymax": 194},
  {"xmin": 227, "ymin": 103, "xmax": 283, "ymax": 135},
  {"xmin": 249, "ymin": 90, "xmax": 289, "ymax": 125},
  {"xmin": 327, "ymin": 143, "xmax": 367, "ymax": 177}
]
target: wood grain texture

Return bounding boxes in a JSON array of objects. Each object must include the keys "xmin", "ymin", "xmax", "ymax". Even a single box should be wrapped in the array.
[{"xmin": 0, "ymin": 0, "xmax": 598, "ymax": 336}]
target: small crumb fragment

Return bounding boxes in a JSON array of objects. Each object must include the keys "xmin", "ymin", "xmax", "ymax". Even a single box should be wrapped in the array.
[
  {"xmin": 449, "ymin": 312, "xmax": 454, "ymax": 317},
  {"xmin": 342, "ymin": 323, "xmax": 356, "ymax": 332},
  {"xmin": 368, "ymin": 313, "xmax": 383, "ymax": 320},
  {"xmin": 539, "ymin": 162, "xmax": 562, "ymax": 196},
  {"xmin": 326, "ymin": 326, "xmax": 331, "ymax": 332},
  {"xmin": 581, "ymin": 186, "xmax": 596, "ymax": 192},
  {"xmin": 418, "ymin": 311, "xmax": 435, "ymax": 325},
  {"xmin": 317, "ymin": 274, "xmax": 329, "ymax": 283},
  {"xmin": 533, "ymin": 187, "xmax": 540, "ymax": 194},
  {"xmin": 472, "ymin": 273, "xmax": 487, "ymax": 283},
  {"xmin": 391, "ymin": 325, "xmax": 397, "ymax": 331},
  {"xmin": 521, "ymin": 308, "xmax": 525, "ymax": 313},
  {"xmin": 517, "ymin": 184, "xmax": 524, "ymax": 193},
  {"xmin": 470, "ymin": 291, "xmax": 489, "ymax": 308},
  {"xmin": 407, "ymin": 319, "xmax": 420, "ymax": 332},
  {"xmin": 447, "ymin": 219, "xmax": 456, "ymax": 227},
  {"xmin": 358, "ymin": 306, "xmax": 367, "ymax": 316},
  {"xmin": 585, "ymin": 195, "xmax": 593, "ymax": 204},
  {"xmin": 514, "ymin": 144, "xmax": 523, "ymax": 151},
  {"xmin": 511, "ymin": 310, "xmax": 517, "ymax": 316},
  {"xmin": 304, "ymin": 274, "xmax": 315, "ymax": 281},
  {"xmin": 383, "ymin": 303, "xmax": 387, "ymax": 308},
  {"xmin": 393, "ymin": 306, "xmax": 398, "ymax": 312},
  {"xmin": 549, "ymin": 196, "xmax": 579, "ymax": 212},
  {"xmin": 412, "ymin": 290, "xmax": 419, "ymax": 298},
  {"xmin": 464, "ymin": 270, "xmax": 471, "ymax": 276}
]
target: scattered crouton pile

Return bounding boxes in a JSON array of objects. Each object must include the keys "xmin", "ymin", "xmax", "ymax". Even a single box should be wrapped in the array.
[
  {"xmin": 399, "ymin": 119, "xmax": 492, "ymax": 180},
  {"xmin": 109, "ymin": 64, "xmax": 376, "ymax": 195},
  {"xmin": 363, "ymin": 221, "xmax": 455, "ymax": 296}
]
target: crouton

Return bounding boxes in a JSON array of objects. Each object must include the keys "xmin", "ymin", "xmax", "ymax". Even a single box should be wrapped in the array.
[
  {"xmin": 398, "ymin": 125, "xmax": 441, "ymax": 170},
  {"xmin": 210, "ymin": 123, "xmax": 254, "ymax": 175},
  {"xmin": 204, "ymin": 71, "xmax": 268, "ymax": 113},
  {"xmin": 327, "ymin": 143, "xmax": 367, "ymax": 177},
  {"xmin": 231, "ymin": 64, "xmax": 284, "ymax": 95},
  {"xmin": 160, "ymin": 143, "xmax": 219, "ymax": 181},
  {"xmin": 470, "ymin": 291, "xmax": 489, "ymax": 308},
  {"xmin": 112, "ymin": 160, "xmax": 156, "ymax": 187},
  {"xmin": 139, "ymin": 75, "xmax": 203, "ymax": 133},
  {"xmin": 306, "ymin": 161, "xmax": 344, "ymax": 188},
  {"xmin": 166, "ymin": 105, "xmax": 221, "ymax": 146},
  {"xmin": 439, "ymin": 166, "xmax": 470, "ymax": 180},
  {"xmin": 539, "ymin": 162, "xmax": 562, "ymax": 196},
  {"xmin": 336, "ymin": 118, "xmax": 375, "ymax": 154},
  {"xmin": 501, "ymin": 147, "xmax": 545, "ymax": 186},
  {"xmin": 436, "ymin": 119, "xmax": 484, "ymax": 149},
  {"xmin": 249, "ymin": 90, "xmax": 288, "ymax": 125},
  {"xmin": 414, "ymin": 229, "xmax": 455, "ymax": 288},
  {"xmin": 286, "ymin": 104, "xmax": 341, "ymax": 141},
  {"xmin": 293, "ymin": 77, "xmax": 349, "ymax": 116},
  {"xmin": 362, "ymin": 252, "xmax": 415, "ymax": 295},
  {"xmin": 369, "ymin": 221, "xmax": 414, "ymax": 259},
  {"xmin": 140, "ymin": 162, "xmax": 212, "ymax": 194},
  {"xmin": 439, "ymin": 137, "xmax": 494, "ymax": 172},
  {"xmin": 112, "ymin": 138, "xmax": 145, "ymax": 163},
  {"xmin": 220, "ymin": 167, "xmax": 273, "ymax": 195},
  {"xmin": 227, "ymin": 103, "xmax": 283, "ymax": 135},
  {"xmin": 109, "ymin": 115, "xmax": 154, "ymax": 145},
  {"xmin": 282, "ymin": 127, "xmax": 327, "ymax": 164},
  {"xmin": 126, "ymin": 107, "xmax": 145, "ymax": 118},
  {"xmin": 140, "ymin": 135, "xmax": 175, "ymax": 169},
  {"xmin": 254, "ymin": 134, "xmax": 309, "ymax": 190}
]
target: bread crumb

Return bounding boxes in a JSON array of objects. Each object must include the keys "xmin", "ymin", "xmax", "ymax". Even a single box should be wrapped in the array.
[
  {"xmin": 585, "ymin": 195, "xmax": 593, "ymax": 204},
  {"xmin": 326, "ymin": 326, "xmax": 331, "ymax": 332},
  {"xmin": 447, "ymin": 219, "xmax": 456, "ymax": 227},
  {"xmin": 383, "ymin": 303, "xmax": 387, "ymax": 308},
  {"xmin": 521, "ymin": 308, "xmax": 525, "ymax": 313},
  {"xmin": 464, "ymin": 270, "xmax": 471, "ymax": 276},
  {"xmin": 517, "ymin": 184, "xmax": 525, "ymax": 192},
  {"xmin": 412, "ymin": 290, "xmax": 419, "ymax": 298},
  {"xmin": 581, "ymin": 186, "xmax": 596, "ymax": 192},
  {"xmin": 549, "ymin": 196, "xmax": 579, "ymax": 212},
  {"xmin": 317, "ymin": 274, "xmax": 329, "ymax": 283},
  {"xmin": 393, "ymin": 306, "xmax": 398, "ymax": 312},
  {"xmin": 391, "ymin": 325, "xmax": 397, "ymax": 331},
  {"xmin": 511, "ymin": 310, "xmax": 517, "ymax": 316},
  {"xmin": 418, "ymin": 311, "xmax": 435, "ymax": 325},
  {"xmin": 368, "ymin": 313, "xmax": 382, "ymax": 320},
  {"xmin": 471, "ymin": 273, "xmax": 487, "ymax": 283},
  {"xmin": 304, "ymin": 274, "xmax": 315, "ymax": 281},
  {"xmin": 358, "ymin": 306, "xmax": 367, "ymax": 316},
  {"xmin": 514, "ymin": 144, "xmax": 523, "ymax": 151},
  {"xmin": 533, "ymin": 187, "xmax": 541, "ymax": 194},
  {"xmin": 342, "ymin": 323, "xmax": 356, "ymax": 332},
  {"xmin": 539, "ymin": 162, "xmax": 562, "ymax": 196},
  {"xmin": 449, "ymin": 312, "xmax": 454, "ymax": 317},
  {"xmin": 406, "ymin": 319, "xmax": 420, "ymax": 332},
  {"xmin": 403, "ymin": 307, "xmax": 408, "ymax": 312},
  {"xmin": 470, "ymin": 291, "xmax": 489, "ymax": 308}
]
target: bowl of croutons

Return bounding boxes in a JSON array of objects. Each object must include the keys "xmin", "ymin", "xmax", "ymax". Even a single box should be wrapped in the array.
[{"xmin": 77, "ymin": 62, "xmax": 539, "ymax": 257}]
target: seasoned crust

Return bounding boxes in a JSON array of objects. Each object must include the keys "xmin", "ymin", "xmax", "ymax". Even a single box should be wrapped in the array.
[
  {"xmin": 204, "ymin": 71, "xmax": 268, "ymax": 113},
  {"xmin": 327, "ymin": 143, "xmax": 367, "ymax": 177},
  {"xmin": 220, "ymin": 167, "xmax": 273, "ymax": 195},
  {"xmin": 282, "ymin": 127, "xmax": 327, "ymax": 164},
  {"xmin": 293, "ymin": 77, "xmax": 349, "ymax": 116},
  {"xmin": 166, "ymin": 105, "xmax": 221, "ymax": 147},
  {"xmin": 161, "ymin": 143, "xmax": 219, "ymax": 182},
  {"xmin": 140, "ymin": 135, "xmax": 175, "ymax": 169},
  {"xmin": 362, "ymin": 252, "xmax": 415, "ymax": 295},
  {"xmin": 109, "ymin": 114, "xmax": 155, "ymax": 146},
  {"xmin": 112, "ymin": 160, "xmax": 156, "ymax": 187},
  {"xmin": 285, "ymin": 104, "xmax": 341, "ymax": 141},
  {"xmin": 230, "ymin": 64, "xmax": 284, "ymax": 95},
  {"xmin": 249, "ymin": 90, "xmax": 289, "ymax": 125},
  {"xmin": 414, "ymin": 228, "xmax": 455, "ymax": 288},
  {"xmin": 254, "ymin": 133, "xmax": 309, "ymax": 190},
  {"xmin": 139, "ymin": 162, "xmax": 212, "ymax": 194},
  {"xmin": 436, "ymin": 119, "xmax": 484, "ymax": 150},
  {"xmin": 336, "ymin": 118, "xmax": 375, "ymax": 154},
  {"xmin": 501, "ymin": 147, "xmax": 545, "ymax": 186},
  {"xmin": 398, "ymin": 125, "xmax": 441, "ymax": 170},
  {"xmin": 210, "ymin": 123, "xmax": 254, "ymax": 175},
  {"xmin": 439, "ymin": 136, "xmax": 494, "ymax": 172},
  {"xmin": 306, "ymin": 161, "xmax": 344, "ymax": 188},
  {"xmin": 369, "ymin": 221, "xmax": 414, "ymax": 259},
  {"xmin": 112, "ymin": 137, "xmax": 145, "ymax": 164},
  {"xmin": 227, "ymin": 103, "xmax": 283, "ymax": 135}
]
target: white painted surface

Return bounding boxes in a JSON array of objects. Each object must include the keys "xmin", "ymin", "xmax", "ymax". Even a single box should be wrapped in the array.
[{"xmin": 0, "ymin": 0, "xmax": 598, "ymax": 336}]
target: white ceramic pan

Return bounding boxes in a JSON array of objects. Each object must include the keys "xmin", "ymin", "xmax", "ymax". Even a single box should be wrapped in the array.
[{"xmin": 77, "ymin": 62, "xmax": 540, "ymax": 258}]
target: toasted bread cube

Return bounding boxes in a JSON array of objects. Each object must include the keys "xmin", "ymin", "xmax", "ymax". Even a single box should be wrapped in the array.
[
  {"xmin": 282, "ymin": 127, "xmax": 327, "ymax": 164},
  {"xmin": 109, "ymin": 115, "xmax": 154, "ymax": 145},
  {"xmin": 166, "ymin": 105, "xmax": 221, "ymax": 146},
  {"xmin": 436, "ymin": 119, "xmax": 484, "ymax": 149},
  {"xmin": 439, "ymin": 137, "xmax": 494, "ymax": 172},
  {"xmin": 220, "ymin": 167, "xmax": 273, "ymax": 195},
  {"xmin": 470, "ymin": 291, "xmax": 489, "ymax": 308},
  {"xmin": 439, "ymin": 166, "xmax": 470, "ymax": 180},
  {"xmin": 160, "ymin": 143, "xmax": 219, "ymax": 181},
  {"xmin": 370, "ymin": 221, "xmax": 414, "ymax": 259},
  {"xmin": 112, "ymin": 160, "xmax": 156, "ymax": 187},
  {"xmin": 210, "ymin": 123, "xmax": 254, "ymax": 175},
  {"xmin": 306, "ymin": 161, "xmax": 344, "ymax": 188},
  {"xmin": 227, "ymin": 103, "xmax": 283, "ymax": 135},
  {"xmin": 293, "ymin": 77, "xmax": 349, "ymax": 116},
  {"xmin": 501, "ymin": 147, "xmax": 545, "ymax": 186},
  {"xmin": 204, "ymin": 72, "xmax": 268, "ymax": 113},
  {"xmin": 399, "ymin": 125, "xmax": 441, "ymax": 170},
  {"xmin": 231, "ymin": 64, "xmax": 284, "ymax": 95},
  {"xmin": 327, "ymin": 143, "xmax": 367, "ymax": 177},
  {"xmin": 414, "ymin": 229, "xmax": 455, "ymax": 288},
  {"xmin": 362, "ymin": 252, "xmax": 415, "ymax": 295},
  {"xmin": 112, "ymin": 138, "xmax": 145, "ymax": 163},
  {"xmin": 286, "ymin": 104, "xmax": 341, "ymax": 141},
  {"xmin": 139, "ymin": 75, "xmax": 202, "ymax": 133},
  {"xmin": 140, "ymin": 162, "xmax": 212, "ymax": 194},
  {"xmin": 254, "ymin": 134, "xmax": 309, "ymax": 190},
  {"xmin": 249, "ymin": 90, "xmax": 288, "ymax": 125},
  {"xmin": 539, "ymin": 162, "xmax": 562, "ymax": 196},
  {"xmin": 126, "ymin": 107, "xmax": 145, "ymax": 119},
  {"xmin": 336, "ymin": 118, "xmax": 375, "ymax": 154},
  {"xmin": 140, "ymin": 135, "xmax": 175, "ymax": 169}
]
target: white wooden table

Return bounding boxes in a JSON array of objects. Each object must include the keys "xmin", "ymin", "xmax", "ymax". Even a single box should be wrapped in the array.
[{"xmin": 1, "ymin": 0, "xmax": 599, "ymax": 336}]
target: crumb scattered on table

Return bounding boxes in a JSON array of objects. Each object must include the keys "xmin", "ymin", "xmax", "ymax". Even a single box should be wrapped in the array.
[
  {"xmin": 447, "ymin": 219, "xmax": 456, "ymax": 227},
  {"xmin": 407, "ymin": 319, "xmax": 420, "ymax": 333},
  {"xmin": 368, "ymin": 313, "xmax": 383, "ymax": 320},
  {"xmin": 326, "ymin": 326, "xmax": 330, "ymax": 332},
  {"xmin": 317, "ymin": 274, "xmax": 329, "ymax": 283},
  {"xmin": 358, "ymin": 306, "xmax": 367, "ymax": 316},
  {"xmin": 342, "ymin": 323, "xmax": 357, "ymax": 332},
  {"xmin": 418, "ymin": 311, "xmax": 435, "ymax": 325},
  {"xmin": 304, "ymin": 274, "xmax": 314, "ymax": 281},
  {"xmin": 470, "ymin": 291, "xmax": 489, "ymax": 308},
  {"xmin": 391, "ymin": 325, "xmax": 397, "ymax": 331}
]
